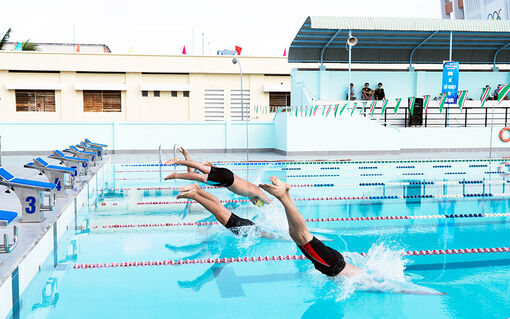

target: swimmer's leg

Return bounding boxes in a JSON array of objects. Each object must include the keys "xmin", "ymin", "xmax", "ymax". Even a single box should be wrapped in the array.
[
  {"xmin": 177, "ymin": 184, "xmax": 232, "ymax": 225},
  {"xmin": 164, "ymin": 172, "xmax": 208, "ymax": 182},
  {"xmin": 178, "ymin": 147, "xmax": 194, "ymax": 173},
  {"xmin": 260, "ymin": 176, "xmax": 360, "ymax": 277},
  {"xmin": 166, "ymin": 158, "xmax": 212, "ymax": 174}
]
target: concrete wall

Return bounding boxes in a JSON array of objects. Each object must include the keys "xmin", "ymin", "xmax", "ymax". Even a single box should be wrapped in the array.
[
  {"xmin": 0, "ymin": 52, "xmax": 292, "ymax": 122},
  {"xmin": 2, "ymin": 116, "xmax": 508, "ymax": 154},
  {"xmin": 0, "ymin": 121, "xmax": 275, "ymax": 153}
]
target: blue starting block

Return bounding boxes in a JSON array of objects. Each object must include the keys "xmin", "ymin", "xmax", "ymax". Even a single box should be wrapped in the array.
[
  {"xmin": 0, "ymin": 168, "xmax": 56, "ymax": 223},
  {"xmin": 49, "ymin": 150, "xmax": 89, "ymax": 176},
  {"xmin": 25, "ymin": 157, "xmax": 77, "ymax": 197}
]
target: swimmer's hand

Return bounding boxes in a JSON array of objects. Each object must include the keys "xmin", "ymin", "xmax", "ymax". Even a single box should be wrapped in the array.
[
  {"xmin": 259, "ymin": 176, "xmax": 291, "ymax": 199},
  {"xmin": 164, "ymin": 172, "xmax": 177, "ymax": 180}
]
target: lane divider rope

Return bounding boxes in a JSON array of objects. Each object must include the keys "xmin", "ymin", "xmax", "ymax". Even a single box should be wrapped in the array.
[
  {"xmin": 89, "ymin": 213, "xmax": 510, "ymax": 230},
  {"xmin": 118, "ymin": 158, "xmax": 507, "ymax": 167},
  {"xmin": 72, "ymin": 246, "xmax": 510, "ymax": 270},
  {"xmin": 105, "ymin": 179, "xmax": 508, "ymax": 192},
  {"xmin": 112, "ymin": 171, "xmax": 504, "ymax": 181},
  {"xmin": 96, "ymin": 193, "xmax": 507, "ymax": 206}
]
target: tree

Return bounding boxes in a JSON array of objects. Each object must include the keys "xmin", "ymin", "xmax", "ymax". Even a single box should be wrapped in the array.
[
  {"xmin": 0, "ymin": 28, "xmax": 12, "ymax": 50},
  {"xmin": 21, "ymin": 39, "xmax": 38, "ymax": 51}
]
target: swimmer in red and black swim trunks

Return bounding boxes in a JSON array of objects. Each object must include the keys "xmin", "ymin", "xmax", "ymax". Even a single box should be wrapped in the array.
[
  {"xmin": 259, "ymin": 176, "xmax": 360, "ymax": 277},
  {"xmin": 164, "ymin": 147, "xmax": 271, "ymax": 206},
  {"xmin": 177, "ymin": 177, "xmax": 360, "ymax": 277}
]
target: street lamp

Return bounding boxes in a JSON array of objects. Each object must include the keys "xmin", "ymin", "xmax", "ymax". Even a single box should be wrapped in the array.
[
  {"xmin": 347, "ymin": 32, "xmax": 357, "ymax": 111},
  {"xmin": 232, "ymin": 57, "xmax": 249, "ymax": 163}
]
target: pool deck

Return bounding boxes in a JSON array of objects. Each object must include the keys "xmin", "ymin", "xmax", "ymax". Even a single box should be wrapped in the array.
[{"xmin": 0, "ymin": 158, "xmax": 107, "ymax": 287}]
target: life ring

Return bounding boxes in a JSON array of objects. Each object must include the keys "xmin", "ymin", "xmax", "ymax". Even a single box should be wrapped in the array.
[{"xmin": 499, "ymin": 127, "xmax": 510, "ymax": 142}]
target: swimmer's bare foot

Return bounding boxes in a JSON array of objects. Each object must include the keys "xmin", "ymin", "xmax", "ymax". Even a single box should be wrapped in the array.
[
  {"xmin": 165, "ymin": 158, "xmax": 180, "ymax": 166},
  {"xmin": 178, "ymin": 147, "xmax": 190, "ymax": 159},
  {"xmin": 177, "ymin": 188, "xmax": 198, "ymax": 200},
  {"xmin": 179, "ymin": 183, "xmax": 200, "ymax": 192},
  {"xmin": 164, "ymin": 172, "xmax": 177, "ymax": 180},
  {"xmin": 259, "ymin": 176, "xmax": 291, "ymax": 199}
]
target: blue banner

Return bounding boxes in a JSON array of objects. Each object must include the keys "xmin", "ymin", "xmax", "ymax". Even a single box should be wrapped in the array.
[{"xmin": 441, "ymin": 61, "xmax": 459, "ymax": 104}]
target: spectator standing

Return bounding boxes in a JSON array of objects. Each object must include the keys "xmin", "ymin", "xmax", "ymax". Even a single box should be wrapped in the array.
[
  {"xmin": 346, "ymin": 83, "xmax": 356, "ymax": 100},
  {"xmin": 374, "ymin": 82, "xmax": 385, "ymax": 100},
  {"xmin": 362, "ymin": 83, "xmax": 374, "ymax": 100}
]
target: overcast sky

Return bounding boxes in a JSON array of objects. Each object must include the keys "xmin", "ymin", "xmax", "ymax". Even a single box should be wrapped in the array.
[{"xmin": 1, "ymin": 0, "xmax": 440, "ymax": 56}]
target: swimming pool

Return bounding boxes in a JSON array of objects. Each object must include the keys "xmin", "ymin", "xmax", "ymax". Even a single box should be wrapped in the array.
[{"xmin": 8, "ymin": 158, "xmax": 510, "ymax": 319}]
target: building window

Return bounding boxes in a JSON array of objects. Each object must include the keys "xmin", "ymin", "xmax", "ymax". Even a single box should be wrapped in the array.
[
  {"xmin": 83, "ymin": 90, "xmax": 121, "ymax": 112},
  {"xmin": 171, "ymin": 91, "xmax": 178, "ymax": 97},
  {"xmin": 269, "ymin": 92, "xmax": 290, "ymax": 112},
  {"xmin": 183, "ymin": 91, "xmax": 190, "ymax": 97},
  {"xmin": 15, "ymin": 90, "xmax": 56, "ymax": 112},
  {"xmin": 154, "ymin": 90, "xmax": 160, "ymax": 97},
  {"xmin": 142, "ymin": 90, "xmax": 148, "ymax": 97}
]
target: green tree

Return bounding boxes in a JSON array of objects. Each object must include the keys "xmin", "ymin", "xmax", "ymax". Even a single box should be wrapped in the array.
[
  {"xmin": 0, "ymin": 28, "xmax": 12, "ymax": 50},
  {"xmin": 21, "ymin": 39, "xmax": 38, "ymax": 51}
]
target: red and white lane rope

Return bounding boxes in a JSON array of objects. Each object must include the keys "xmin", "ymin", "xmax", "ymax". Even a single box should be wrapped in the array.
[
  {"xmin": 96, "ymin": 193, "xmax": 508, "ymax": 207},
  {"xmin": 73, "ymin": 246, "xmax": 510, "ymax": 270},
  {"xmin": 89, "ymin": 213, "xmax": 510, "ymax": 230}
]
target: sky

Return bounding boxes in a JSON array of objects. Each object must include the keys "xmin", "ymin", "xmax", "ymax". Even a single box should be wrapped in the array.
[{"xmin": 1, "ymin": 0, "xmax": 440, "ymax": 56}]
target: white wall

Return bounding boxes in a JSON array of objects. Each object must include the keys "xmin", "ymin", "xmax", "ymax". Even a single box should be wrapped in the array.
[{"xmin": 0, "ymin": 121, "xmax": 275, "ymax": 152}]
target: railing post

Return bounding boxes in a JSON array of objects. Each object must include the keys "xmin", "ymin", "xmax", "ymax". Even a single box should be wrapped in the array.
[
  {"xmin": 404, "ymin": 107, "xmax": 407, "ymax": 127},
  {"xmin": 445, "ymin": 107, "xmax": 448, "ymax": 127},
  {"xmin": 384, "ymin": 107, "xmax": 387, "ymax": 127},
  {"xmin": 505, "ymin": 107, "xmax": 508, "ymax": 127},
  {"xmin": 425, "ymin": 109, "xmax": 428, "ymax": 127},
  {"xmin": 485, "ymin": 108, "xmax": 488, "ymax": 127},
  {"xmin": 464, "ymin": 107, "xmax": 468, "ymax": 127}
]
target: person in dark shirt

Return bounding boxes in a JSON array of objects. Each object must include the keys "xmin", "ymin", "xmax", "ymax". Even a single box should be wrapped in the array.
[
  {"xmin": 374, "ymin": 82, "xmax": 385, "ymax": 100},
  {"xmin": 361, "ymin": 83, "xmax": 373, "ymax": 100}
]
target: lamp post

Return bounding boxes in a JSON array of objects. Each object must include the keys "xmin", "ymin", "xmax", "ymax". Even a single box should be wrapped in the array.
[
  {"xmin": 232, "ymin": 57, "xmax": 249, "ymax": 163},
  {"xmin": 347, "ymin": 31, "xmax": 357, "ymax": 110}
]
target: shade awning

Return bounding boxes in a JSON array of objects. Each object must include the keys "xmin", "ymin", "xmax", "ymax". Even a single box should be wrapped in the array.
[
  {"xmin": 139, "ymin": 84, "xmax": 191, "ymax": 91},
  {"xmin": 289, "ymin": 16, "xmax": 510, "ymax": 65},
  {"xmin": 74, "ymin": 83, "xmax": 127, "ymax": 91},
  {"xmin": 5, "ymin": 82, "xmax": 62, "ymax": 90}
]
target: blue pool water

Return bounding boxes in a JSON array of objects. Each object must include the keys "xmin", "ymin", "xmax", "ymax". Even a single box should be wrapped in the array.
[{"xmin": 8, "ymin": 159, "xmax": 510, "ymax": 319}]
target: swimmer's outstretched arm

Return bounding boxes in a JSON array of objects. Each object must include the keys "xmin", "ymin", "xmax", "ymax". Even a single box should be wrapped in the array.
[{"xmin": 259, "ymin": 176, "xmax": 360, "ymax": 277}]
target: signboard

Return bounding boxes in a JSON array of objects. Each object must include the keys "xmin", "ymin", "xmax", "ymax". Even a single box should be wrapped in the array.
[{"xmin": 441, "ymin": 61, "xmax": 459, "ymax": 104}]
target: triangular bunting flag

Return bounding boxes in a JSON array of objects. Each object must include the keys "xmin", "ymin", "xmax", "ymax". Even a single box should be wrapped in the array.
[
  {"xmin": 423, "ymin": 95, "xmax": 430, "ymax": 114},
  {"xmin": 498, "ymin": 85, "xmax": 510, "ymax": 103},
  {"xmin": 457, "ymin": 90, "xmax": 468, "ymax": 110},
  {"xmin": 381, "ymin": 99, "xmax": 389, "ymax": 115},
  {"xmin": 438, "ymin": 93, "xmax": 447, "ymax": 113},
  {"xmin": 480, "ymin": 86, "xmax": 490, "ymax": 108},
  {"xmin": 394, "ymin": 98, "xmax": 402, "ymax": 114},
  {"xmin": 409, "ymin": 97, "xmax": 416, "ymax": 116}
]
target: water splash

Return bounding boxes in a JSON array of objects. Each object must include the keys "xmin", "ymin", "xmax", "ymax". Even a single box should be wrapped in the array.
[{"xmin": 335, "ymin": 243, "xmax": 443, "ymax": 299}]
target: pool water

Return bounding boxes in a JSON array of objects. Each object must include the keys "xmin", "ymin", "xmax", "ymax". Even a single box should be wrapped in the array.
[{"xmin": 8, "ymin": 159, "xmax": 510, "ymax": 319}]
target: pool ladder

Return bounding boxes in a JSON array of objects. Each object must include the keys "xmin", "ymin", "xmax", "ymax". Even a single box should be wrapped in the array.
[{"xmin": 0, "ymin": 226, "xmax": 18, "ymax": 254}]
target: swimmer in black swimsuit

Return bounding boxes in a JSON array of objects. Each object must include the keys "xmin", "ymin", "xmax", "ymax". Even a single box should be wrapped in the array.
[
  {"xmin": 177, "ymin": 178, "xmax": 360, "ymax": 277},
  {"xmin": 176, "ymin": 183, "xmax": 259, "ymax": 236},
  {"xmin": 164, "ymin": 147, "xmax": 271, "ymax": 205}
]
